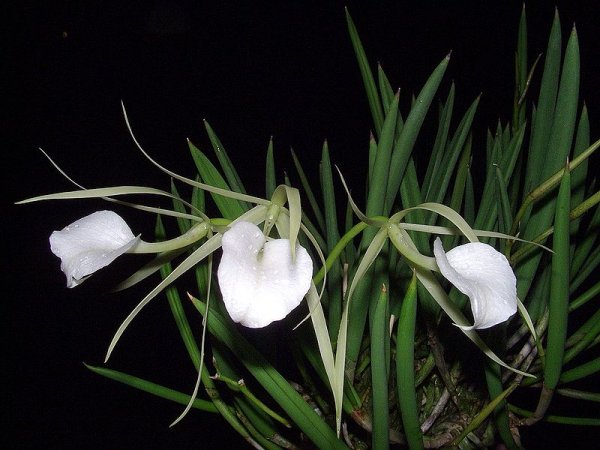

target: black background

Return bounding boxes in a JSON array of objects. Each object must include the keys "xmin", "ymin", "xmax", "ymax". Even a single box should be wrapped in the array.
[{"xmin": 6, "ymin": 1, "xmax": 600, "ymax": 449}]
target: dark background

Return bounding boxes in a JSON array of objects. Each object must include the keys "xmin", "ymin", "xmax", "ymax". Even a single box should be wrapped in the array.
[{"xmin": 6, "ymin": 1, "xmax": 599, "ymax": 449}]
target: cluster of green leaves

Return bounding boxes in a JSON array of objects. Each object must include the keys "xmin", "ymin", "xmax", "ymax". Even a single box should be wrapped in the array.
[
  {"xmin": 84, "ymin": 6, "xmax": 599, "ymax": 450},
  {"xmin": 340, "ymin": 7, "xmax": 599, "ymax": 449}
]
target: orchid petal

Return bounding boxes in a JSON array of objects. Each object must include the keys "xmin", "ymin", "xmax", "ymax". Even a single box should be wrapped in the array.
[
  {"xmin": 217, "ymin": 221, "xmax": 312, "ymax": 328},
  {"xmin": 433, "ymin": 237, "xmax": 517, "ymax": 329},
  {"xmin": 50, "ymin": 210, "xmax": 139, "ymax": 287}
]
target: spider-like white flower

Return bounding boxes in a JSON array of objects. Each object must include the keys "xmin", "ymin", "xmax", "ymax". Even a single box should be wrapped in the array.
[
  {"xmin": 217, "ymin": 221, "xmax": 313, "ymax": 328},
  {"xmin": 50, "ymin": 210, "xmax": 139, "ymax": 288},
  {"xmin": 433, "ymin": 237, "xmax": 517, "ymax": 329}
]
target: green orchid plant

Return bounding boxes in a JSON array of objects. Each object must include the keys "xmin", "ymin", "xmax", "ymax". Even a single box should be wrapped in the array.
[{"xmin": 19, "ymin": 6, "xmax": 599, "ymax": 449}]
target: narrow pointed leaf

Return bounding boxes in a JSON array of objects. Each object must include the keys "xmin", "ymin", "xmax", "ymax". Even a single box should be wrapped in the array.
[
  {"xmin": 265, "ymin": 137, "xmax": 276, "ymax": 199},
  {"xmin": 396, "ymin": 273, "xmax": 424, "ymax": 450},
  {"xmin": 345, "ymin": 8, "xmax": 384, "ymax": 136},
  {"xmin": 370, "ymin": 283, "xmax": 390, "ymax": 450},
  {"xmin": 203, "ymin": 120, "xmax": 248, "ymax": 196},
  {"xmin": 384, "ymin": 54, "xmax": 450, "ymax": 215},
  {"xmin": 188, "ymin": 141, "xmax": 248, "ymax": 219},
  {"xmin": 84, "ymin": 364, "xmax": 217, "ymax": 412},
  {"xmin": 544, "ymin": 163, "xmax": 571, "ymax": 389},
  {"xmin": 191, "ymin": 296, "xmax": 347, "ymax": 449}
]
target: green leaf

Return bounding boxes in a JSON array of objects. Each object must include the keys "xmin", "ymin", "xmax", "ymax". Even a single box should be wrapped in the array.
[
  {"xmin": 321, "ymin": 141, "xmax": 343, "ymax": 339},
  {"xmin": 484, "ymin": 359, "xmax": 517, "ymax": 450},
  {"xmin": 495, "ymin": 165, "xmax": 513, "ymax": 236},
  {"xmin": 564, "ymin": 308, "xmax": 600, "ymax": 364},
  {"xmin": 339, "ymin": 227, "xmax": 388, "ymax": 385},
  {"xmin": 446, "ymin": 135, "xmax": 472, "ymax": 247},
  {"xmin": 544, "ymin": 162, "xmax": 571, "ymax": 389},
  {"xmin": 377, "ymin": 64, "xmax": 395, "ymax": 113},
  {"xmin": 291, "ymin": 148, "xmax": 326, "ymax": 233},
  {"xmin": 518, "ymin": 23, "xmax": 580, "ymax": 301},
  {"xmin": 84, "ymin": 364, "xmax": 218, "ymax": 412},
  {"xmin": 191, "ymin": 175, "xmax": 206, "ymax": 213},
  {"xmin": 265, "ymin": 137, "xmax": 276, "ymax": 199},
  {"xmin": 423, "ymin": 83, "xmax": 455, "ymax": 200},
  {"xmin": 203, "ymin": 120, "xmax": 248, "ymax": 196},
  {"xmin": 191, "ymin": 296, "xmax": 348, "ymax": 449},
  {"xmin": 512, "ymin": 3, "xmax": 528, "ymax": 130},
  {"xmin": 156, "ymin": 216, "xmax": 202, "ymax": 369},
  {"xmin": 370, "ymin": 283, "xmax": 390, "ymax": 450},
  {"xmin": 384, "ymin": 54, "xmax": 450, "ymax": 215},
  {"xmin": 188, "ymin": 141, "xmax": 248, "ymax": 219},
  {"xmin": 345, "ymin": 8, "xmax": 384, "ymax": 136},
  {"xmin": 522, "ymin": 10, "xmax": 562, "ymax": 195},
  {"xmin": 429, "ymin": 95, "xmax": 480, "ymax": 207},
  {"xmin": 569, "ymin": 104, "xmax": 590, "ymax": 251},
  {"xmin": 509, "ymin": 404, "xmax": 600, "ymax": 426},
  {"xmin": 365, "ymin": 91, "xmax": 400, "ymax": 223},
  {"xmin": 396, "ymin": 273, "xmax": 424, "ymax": 450},
  {"xmin": 453, "ymin": 384, "xmax": 518, "ymax": 447},
  {"xmin": 570, "ymin": 279, "xmax": 600, "ymax": 312},
  {"xmin": 560, "ymin": 357, "xmax": 600, "ymax": 384}
]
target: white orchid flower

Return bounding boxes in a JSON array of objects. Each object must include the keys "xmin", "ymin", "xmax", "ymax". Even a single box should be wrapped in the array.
[
  {"xmin": 433, "ymin": 237, "xmax": 517, "ymax": 329},
  {"xmin": 50, "ymin": 210, "xmax": 140, "ymax": 288},
  {"xmin": 217, "ymin": 221, "xmax": 313, "ymax": 328}
]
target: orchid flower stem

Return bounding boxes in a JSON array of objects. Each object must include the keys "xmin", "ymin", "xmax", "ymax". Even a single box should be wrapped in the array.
[
  {"xmin": 313, "ymin": 221, "xmax": 369, "ymax": 285},
  {"xmin": 132, "ymin": 222, "xmax": 210, "ymax": 253}
]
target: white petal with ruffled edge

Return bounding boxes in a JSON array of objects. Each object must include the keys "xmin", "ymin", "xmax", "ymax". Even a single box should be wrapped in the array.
[
  {"xmin": 217, "ymin": 221, "xmax": 313, "ymax": 328},
  {"xmin": 433, "ymin": 237, "xmax": 517, "ymax": 329},
  {"xmin": 50, "ymin": 210, "xmax": 139, "ymax": 288}
]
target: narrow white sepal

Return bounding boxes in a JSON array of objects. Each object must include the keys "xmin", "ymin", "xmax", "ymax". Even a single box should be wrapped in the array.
[
  {"xmin": 50, "ymin": 210, "xmax": 139, "ymax": 288},
  {"xmin": 217, "ymin": 221, "xmax": 313, "ymax": 328},
  {"xmin": 433, "ymin": 237, "xmax": 517, "ymax": 329}
]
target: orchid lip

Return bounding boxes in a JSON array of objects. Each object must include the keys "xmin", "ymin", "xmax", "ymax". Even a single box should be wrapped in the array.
[
  {"xmin": 433, "ymin": 237, "xmax": 517, "ymax": 329},
  {"xmin": 217, "ymin": 221, "xmax": 313, "ymax": 328},
  {"xmin": 50, "ymin": 210, "xmax": 138, "ymax": 287}
]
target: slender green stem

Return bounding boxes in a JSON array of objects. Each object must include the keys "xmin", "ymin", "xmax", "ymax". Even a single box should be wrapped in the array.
[
  {"xmin": 510, "ymin": 190, "xmax": 600, "ymax": 265},
  {"xmin": 560, "ymin": 357, "xmax": 600, "ymax": 384},
  {"xmin": 510, "ymin": 404, "xmax": 600, "ymax": 426},
  {"xmin": 557, "ymin": 388, "xmax": 600, "ymax": 402},
  {"xmin": 133, "ymin": 221, "xmax": 210, "ymax": 253},
  {"xmin": 212, "ymin": 374, "xmax": 292, "ymax": 428},
  {"xmin": 511, "ymin": 137, "xmax": 600, "ymax": 237},
  {"xmin": 313, "ymin": 221, "xmax": 369, "ymax": 285}
]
